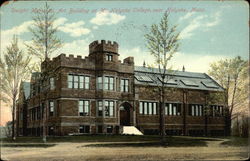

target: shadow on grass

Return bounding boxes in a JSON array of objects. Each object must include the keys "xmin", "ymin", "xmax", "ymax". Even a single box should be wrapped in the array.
[
  {"xmin": 83, "ymin": 142, "xmax": 206, "ymax": 148},
  {"xmin": 2, "ymin": 135, "xmax": 222, "ymax": 147},
  {"xmin": 2, "ymin": 143, "xmax": 56, "ymax": 148},
  {"xmin": 83, "ymin": 136, "xmax": 222, "ymax": 147}
]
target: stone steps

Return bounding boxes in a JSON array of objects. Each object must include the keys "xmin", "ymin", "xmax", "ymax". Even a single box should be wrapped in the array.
[{"xmin": 122, "ymin": 126, "xmax": 143, "ymax": 135}]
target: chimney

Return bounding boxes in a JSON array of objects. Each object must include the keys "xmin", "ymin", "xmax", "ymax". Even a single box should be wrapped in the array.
[
  {"xmin": 182, "ymin": 65, "xmax": 185, "ymax": 72},
  {"xmin": 143, "ymin": 61, "xmax": 146, "ymax": 67}
]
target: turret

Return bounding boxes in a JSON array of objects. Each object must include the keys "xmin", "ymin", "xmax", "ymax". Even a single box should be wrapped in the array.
[
  {"xmin": 88, "ymin": 40, "xmax": 120, "ymax": 65},
  {"xmin": 89, "ymin": 40, "xmax": 118, "ymax": 55}
]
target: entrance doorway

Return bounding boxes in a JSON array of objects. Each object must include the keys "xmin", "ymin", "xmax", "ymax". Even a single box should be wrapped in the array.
[{"xmin": 120, "ymin": 102, "xmax": 131, "ymax": 126}]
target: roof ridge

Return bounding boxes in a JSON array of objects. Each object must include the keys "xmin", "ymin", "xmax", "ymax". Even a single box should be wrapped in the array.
[{"xmin": 134, "ymin": 66, "xmax": 205, "ymax": 75}]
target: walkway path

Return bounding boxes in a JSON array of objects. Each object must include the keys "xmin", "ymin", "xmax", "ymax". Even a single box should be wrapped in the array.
[{"xmin": 1, "ymin": 139, "xmax": 248, "ymax": 161}]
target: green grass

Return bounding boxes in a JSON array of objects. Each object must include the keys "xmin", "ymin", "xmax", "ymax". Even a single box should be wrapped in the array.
[
  {"xmin": 220, "ymin": 137, "xmax": 249, "ymax": 147},
  {"xmin": 2, "ymin": 135, "xmax": 162, "ymax": 143},
  {"xmin": 1, "ymin": 135, "xmax": 224, "ymax": 147}
]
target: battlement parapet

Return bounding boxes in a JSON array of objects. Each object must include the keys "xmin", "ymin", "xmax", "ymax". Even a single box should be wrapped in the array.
[
  {"xmin": 89, "ymin": 40, "xmax": 118, "ymax": 54},
  {"xmin": 42, "ymin": 53, "xmax": 94, "ymax": 70},
  {"xmin": 123, "ymin": 57, "xmax": 134, "ymax": 65}
]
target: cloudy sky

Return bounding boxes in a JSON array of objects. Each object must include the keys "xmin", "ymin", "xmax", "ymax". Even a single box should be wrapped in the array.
[{"xmin": 1, "ymin": 1, "xmax": 248, "ymax": 73}]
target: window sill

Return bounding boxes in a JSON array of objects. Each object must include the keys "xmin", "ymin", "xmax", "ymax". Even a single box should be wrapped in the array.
[
  {"xmin": 165, "ymin": 115, "xmax": 182, "ymax": 117},
  {"xmin": 66, "ymin": 88, "xmax": 90, "ymax": 90},
  {"xmin": 96, "ymin": 116, "xmax": 116, "ymax": 118}
]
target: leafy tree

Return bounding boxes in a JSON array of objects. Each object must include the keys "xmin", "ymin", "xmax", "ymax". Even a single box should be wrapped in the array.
[
  {"xmin": 144, "ymin": 12, "xmax": 180, "ymax": 142},
  {"xmin": 0, "ymin": 36, "xmax": 31, "ymax": 140},
  {"xmin": 208, "ymin": 56, "xmax": 247, "ymax": 136},
  {"xmin": 25, "ymin": 2, "xmax": 63, "ymax": 66}
]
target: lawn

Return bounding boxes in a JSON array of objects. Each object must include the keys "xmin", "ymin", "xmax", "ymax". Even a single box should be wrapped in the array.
[
  {"xmin": 1, "ymin": 135, "xmax": 248, "ymax": 161},
  {"xmin": 2, "ymin": 135, "xmax": 248, "ymax": 147},
  {"xmin": 2, "ymin": 135, "xmax": 161, "ymax": 143},
  {"xmin": 1, "ymin": 135, "xmax": 229, "ymax": 147},
  {"xmin": 220, "ymin": 136, "xmax": 249, "ymax": 146}
]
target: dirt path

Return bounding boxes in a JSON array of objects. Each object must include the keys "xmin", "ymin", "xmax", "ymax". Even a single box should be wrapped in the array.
[
  {"xmin": 1, "ymin": 140, "xmax": 248, "ymax": 161},
  {"xmin": 205, "ymin": 138, "xmax": 228, "ymax": 147}
]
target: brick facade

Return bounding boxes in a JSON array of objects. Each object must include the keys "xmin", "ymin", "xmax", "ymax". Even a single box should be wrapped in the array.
[{"xmin": 16, "ymin": 40, "xmax": 226, "ymax": 137}]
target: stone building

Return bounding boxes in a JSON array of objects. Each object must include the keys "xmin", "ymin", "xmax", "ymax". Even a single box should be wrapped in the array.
[{"xmin": 16, "ymin": 40, "xmax": 226, "ymax": 136}]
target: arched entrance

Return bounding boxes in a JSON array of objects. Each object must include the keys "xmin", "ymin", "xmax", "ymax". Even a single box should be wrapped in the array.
[{"xmin": 120, "ymin": 102, "xmax": 131, "ymax": 126}]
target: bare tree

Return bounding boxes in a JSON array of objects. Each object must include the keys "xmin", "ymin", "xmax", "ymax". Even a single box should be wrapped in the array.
[
  {"xmin": 0, "ymin": 35, "xmax": 31, "ymax": 140},
  {"xmin": 25, "ymin": 2, "xmax": 62, "ymax": 142},
  {"xmin": 144, "ymin": 12, "xmax": 180, "ymax": 143},
  {"xmin": 25, "ymin": 2, "xmax": 63, "ymax": 65}
]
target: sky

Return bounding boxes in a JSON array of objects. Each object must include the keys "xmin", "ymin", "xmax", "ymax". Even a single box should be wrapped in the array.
[{"xmin": 0, "ymin": 1, "xmax": 249, "ymax": 125}]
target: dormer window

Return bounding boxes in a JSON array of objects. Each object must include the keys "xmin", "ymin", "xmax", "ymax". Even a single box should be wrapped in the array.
[{"xmin": 106, "ymin": 54, "xmax": 113, "ymax": 61}]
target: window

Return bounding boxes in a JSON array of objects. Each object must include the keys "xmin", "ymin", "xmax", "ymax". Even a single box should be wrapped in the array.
[
  {"xmin": 98, "ymin": 125, "xmax": 103, "ymax": 133},
  {"xmin": 195, "ymin": 105, "xmax": 199, "ymax": 116},
  {"xmin": 189, "ymin": 104, "xmax": 204, "ymax": 116},
  {"xmin": 144, "ymin": 102, "xmax": 148, "ymax": 115},
  {"xmin": 199, "ymin": 105, "xmax": 202, "ymax": 116},
  {"xmin": 79, "ymin": 76, "xmax": 84, "ymax": 89},
  {"xmin": 37, "ymin": 107, "xmax": 41, "ymax": 120},
  {"xmin": 105, "ymin": 101, "xmax": 114, "ymax": 117},
  {"xmin": 165, "ymin": 103, "xmax": 181, "ymax": 116},
  {"xmin": 107, "ymin": 125, "xmax": 113, "ymax": 133},
  {"xmin": 148, "ymin": 103, "xmax": 152, "ymax": 115},
  {"xmin": 191, "ymin": 105, "xmax": 195, "ymax": 116},
  {"xmin": 139, "ymin": 102, "xmax": 143, "ymax": 114},
  {"xmin": 41, "ymin": 103, "xmax": 45, "ymax": 119},
  {"xmin": 104, "ymin": 76, "xmax": 114, "ymax": 90},
  {"xmin": 50, "ymin": 77, "xmax": 55, "ymax": 90},
  {"xmin": 68, "ymin": 74, "xmax": 90, "ymax": 89},
  {"xmin": 97, "ymin": 76, "xmax": 115, "ymax": 91},
  {"xmin": 153, "ymin": 103, "xmax": 157, "ymax": 115},
  {"xmin": 79, "ymin": 100, "xmax": 90, "ymax": 116},
  {"xmin": 139, "ymin": 101, "xmax": 158, "ymax": 115},
  {"xmin": 33, "ymin": 108, "xmax": 36, "ymax": 120},
  {"xmin": 79, "ymin": 125, "xmax": 90, "ymax": 133},
  {"xmin": 173, "ymin": 104, "xmax": 177, "ymax": 115},
  {"xmin": 74, "ymin": 75, "xmax": 79, "ymax": 89},
  {"xmin": 210, "ymin": 105, "xmax": 223, "ymax": 117},
  {"xmin": 68, "ymin": 75, "xmax": 73, "ymax": 88},
  {"xmin": 85, "ymin": 77, "xmax": 90, "ymax": 89},
  {"xmin": 97, "ymin": 77, "xmax": 103, "ymax": 89},
  {"xmin": 106, "ymin": 54, "xmax": 113, "ymax": 61},
  {"xmin": 98, "ymin": 101, "xmax": 103, "ymax": 116},
  {"xmin": 48, "ymin": 126, "xmax": 54, "ymax": 136},
  {"xmin": 20, "ymin": 112, "xmax": 23, "ymax": 120},
  {"xmin": 79, "ymin": 76, "xmax": 90, "ymax": 89},
  {"xmin": 169, "ymin": 104, "xmax": 172, "ymax": 115},
  {"xmin": 49, "ymin": 101, "xmax": 54, "ymax": 116},
  {"xmin": 166, "ymin": 129, "xmax": 182, "ymax": 136},
  {"xmin": 121, "ymin": 79, "xmax": 129, "ymax": 92}
]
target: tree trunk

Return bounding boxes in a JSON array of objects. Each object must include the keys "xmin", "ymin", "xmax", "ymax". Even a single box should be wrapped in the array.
[
  {"xmin": 12, "ymin": 97, "xmax": 16, "ymax": 140},
  {"xmin": 204, "ymin": 93, "xmax": 208, "ymax": 136},
  {"xmin": 160, "ymin": 85, "xmax": 166, "ymax": 143},
  {"xmin": 225, "ymin": 110, "xmax": 231, "ymax": 136},
  {"xmin": 236, "ymin": 114, "xmax": 240, "ymax": 136}
]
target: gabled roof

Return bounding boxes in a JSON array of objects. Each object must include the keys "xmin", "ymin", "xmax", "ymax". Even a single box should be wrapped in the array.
[{"xmin": 134, "ymin": 66, "xmax": 224, "ymax": 92}]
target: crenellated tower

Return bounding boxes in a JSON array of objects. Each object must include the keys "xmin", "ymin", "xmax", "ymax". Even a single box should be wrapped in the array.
[{"xmin": 89, "ymin": 40, "xmax": 119, "ymax": 65}]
